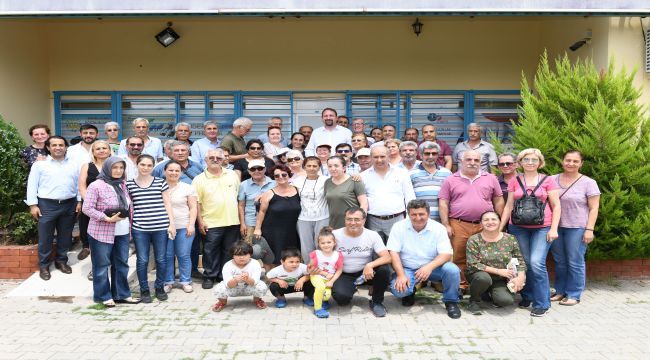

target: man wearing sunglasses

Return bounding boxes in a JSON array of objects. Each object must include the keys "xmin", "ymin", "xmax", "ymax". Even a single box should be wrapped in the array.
[
  {"xmin": 335, "ymin": 143, "xmax": 360, "ymax": 175},
  {"xmin": 192, "ymin": 148, "xmax": 241, "ymax": 289},
  {"xmin": 119, "ymin": 136, "xmax": 144, "ymax": 180},
  {"xmin": 496, "ymin": 153, "xmax": 519, "ymax": 201}
]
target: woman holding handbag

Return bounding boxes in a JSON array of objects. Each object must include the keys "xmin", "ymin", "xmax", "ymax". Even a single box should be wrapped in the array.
[
  {"xmin": 550, "ymin": 150, "xmax": 600, "ymax": 306},
  {"xmin": 499, "ymin": 148, "xmax": 561, "ymax": 317}
]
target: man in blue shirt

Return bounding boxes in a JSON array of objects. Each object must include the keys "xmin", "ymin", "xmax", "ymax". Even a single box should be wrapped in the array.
[
  {"xmin": 387, "ymin": 199, "xmax": 462, "ymax": 319},
  {"xmin": 26, "ymin": 136, "xmax": 81, "ymax": 281},
  {"xmin": 190, "ymin": 120, "xmax": 221, "ymax": 169},
  {"xmin": 152, "ymin": 141, "xmax": 203, "ymax": 184},
  {"xmin": 409, "ymin": 141, "xmax": 452, "ymax": 222}
]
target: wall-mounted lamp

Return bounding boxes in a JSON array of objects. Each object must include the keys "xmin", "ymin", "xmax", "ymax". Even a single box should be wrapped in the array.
[
  {"xmin": 412, "ymin": 18, "xmax": 423, "ymax": 37},
  {"xmin": 155, "ymin": 22, "xmax": 180, "ymax": 47},
  {"xmin": 569, "ymin": 29, "xmax": 592, "ymax": 51}
]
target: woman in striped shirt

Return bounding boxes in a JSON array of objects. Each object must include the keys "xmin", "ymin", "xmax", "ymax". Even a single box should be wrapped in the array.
[{"xmin": 126, "ymin": 154, "xmax": 176, "ymax": 304}]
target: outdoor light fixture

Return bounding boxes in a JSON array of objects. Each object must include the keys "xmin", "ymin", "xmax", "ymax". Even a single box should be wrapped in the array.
[
  {"xmin": 569, "ymin": 29, "xmax": 592, "ymax": 51},
  {"xmin": 412, "ymin": 18, "xmax": 423, "ymax": 36},
  {"xmin": 155, "ymin": 22, "xmax": 180, "ymax": 47}
]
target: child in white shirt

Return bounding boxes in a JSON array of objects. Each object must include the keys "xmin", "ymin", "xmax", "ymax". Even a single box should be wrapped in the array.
[
  {"xmin": 212, "ymin": 241, "xmax": 268, "ymax": 312},
  {"xmin": 308, "ymin": 227, "xmax": 344, "ymax": 318},
  {"xmin": 266, "ymin": 248, "xmax": 314, "ymax": 308}
]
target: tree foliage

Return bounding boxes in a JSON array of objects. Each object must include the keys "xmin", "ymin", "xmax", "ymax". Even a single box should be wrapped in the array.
[{"xmin": 511, "ymin": 52, "xmax": 650, "ymax": 259}]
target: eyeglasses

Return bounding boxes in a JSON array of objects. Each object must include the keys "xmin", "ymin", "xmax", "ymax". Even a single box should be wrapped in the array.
[
  {"xmin": 422, "ymin": 152, "xmax": 439, "ymax": 156},
  {"xmin": 273, "ymin": 173, "xmax": 289, "ymax": 179},
  {"xmin": 287, "ymin": 157, "xmax": 302, "ymax": 162},
  {"xmin": 521, "ymin": 158, "xmax": 540, "ymax": 164},
  {"xmin": 498, "ymin": 162, "xmax": 514, "ymax": 167},
  {"xmin": 106, "ymin": 129, "xmax": 118, "ymax": 132},
  {"xmin": 337, "ymin": 149, "xmax": 351, "ymax": 154},
  {"xmin": 207, "ymin": 156, "xmax": 224, "ymax": 161},
  {"xmin": 249, "ymin": 146, "xmax": 262, "ymax": 150},
  {"xmin": 128, "ymin": 143, "xmax": 143, "ymax": 147},
  {"xmin": 249, "ymin": 167, "xmax": 265, "ymax": 172}
]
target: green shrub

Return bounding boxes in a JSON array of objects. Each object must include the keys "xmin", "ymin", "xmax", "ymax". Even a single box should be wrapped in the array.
[
  {"xmin": 0, "ymin": 116, "xmax": 36, "ymax": 245},
  {"xmin": 507, "ymin": 52, "xmax": 650, "ymax": 260}
]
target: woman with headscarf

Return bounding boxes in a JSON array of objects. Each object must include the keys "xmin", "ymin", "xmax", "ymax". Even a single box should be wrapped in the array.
[{"xmin": 82, "ymin": 156, "xmax": 139, "ymax": 307}]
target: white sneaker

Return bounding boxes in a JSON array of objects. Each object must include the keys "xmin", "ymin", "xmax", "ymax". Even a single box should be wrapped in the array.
[
  {"xmin": 182, "ymin": 284, "xmax": 193, "ymax": 293},
  {"xmin": 163, "ymin": 284, "xmax": 173, "ymax": 293}
]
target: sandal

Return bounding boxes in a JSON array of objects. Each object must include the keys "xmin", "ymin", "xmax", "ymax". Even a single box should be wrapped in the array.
[
  {"xmin": 102, "ymin": 299, "xmax": 116, "ymax": 308},
  {"xmin": 559, "ymin": 298, "xmax": 580, "ymax": 306},
  {"xmin": 550, "ymin": 294, "xmax": 565, "ymax": 302},
  {"xmin": 254, "ymin": 297, "xmax": 267, "ymax": 309},
  {"xmin": 115, "ymin": 297, "xmax": 141, "ymax": 304},
  {"xmin": 211, "ymin": 301, "xmax": 226, "ymax": 312},
  {"xmin": 314, "ymin": 308, "xmax": 330, "ymax": 318}
]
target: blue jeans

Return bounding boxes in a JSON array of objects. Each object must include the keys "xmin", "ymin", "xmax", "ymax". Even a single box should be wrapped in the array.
[
  {"xmin": 89, "ymin": 234, "xmax": 131, "ymax": 302},
  {"xmin": 390, "ymin": 262, "xmax": 461, "ymax": 303},
  {"xmin": 509, "ymin": 225, "xmax": 552, "ymax": 310},
  {"xmin": 164, "ymin": 228, "xmax": 194, "ymax": 286},
  {"xmin": 551, "ymin": 227, "xmax": 587, "ymax": 300},
  {"xmin": 132, "ymin": 229, "xmax": 168, "ymax": 291}
]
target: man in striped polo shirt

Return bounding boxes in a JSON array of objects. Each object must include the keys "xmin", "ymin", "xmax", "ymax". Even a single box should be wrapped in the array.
[{"xmin": 409, "ymin": 141, "xmax": 452, "ymax": 222}]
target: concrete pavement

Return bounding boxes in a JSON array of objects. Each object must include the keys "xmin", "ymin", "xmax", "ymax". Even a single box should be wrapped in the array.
[{"xmin": 1, "ymin": 278, "xmax": 649, "ymax": 359}]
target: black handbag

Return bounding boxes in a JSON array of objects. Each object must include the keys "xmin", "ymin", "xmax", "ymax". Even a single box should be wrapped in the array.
[
  {"xmin": 103, "ymin": 208, "xmax": 129, "ymax": 218},
  {"xmin": 511, "ymin": 175, "xmax": 548, "ymax": 225}
]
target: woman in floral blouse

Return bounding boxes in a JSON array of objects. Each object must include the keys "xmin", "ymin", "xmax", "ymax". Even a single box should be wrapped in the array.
[
  {"xmin": 466, "ymin": 211, "xmax": 527, "ymax": 315},
  {"xmin": 20, "ymin": 124, "xmax": 50, "ymax": 171}
]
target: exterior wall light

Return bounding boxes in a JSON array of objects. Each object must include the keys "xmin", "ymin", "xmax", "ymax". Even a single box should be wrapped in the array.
[
  {"xmin": 412, "ymin": 18, "xmax": 423, "ymax": 37},
  {"xmin": 155, "ymin": 22, "xmax": 180, "ymax": 47}
]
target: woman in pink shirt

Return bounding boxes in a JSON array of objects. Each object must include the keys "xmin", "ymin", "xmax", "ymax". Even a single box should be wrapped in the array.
[{"xmin": 499, "ymin": 148, "xmax": 561, "ymax": 317}]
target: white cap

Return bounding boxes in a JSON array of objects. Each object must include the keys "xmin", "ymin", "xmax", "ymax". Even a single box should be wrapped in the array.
[
  {"xmin": 356, "ymin": 148, "xmax": 371, "ymax": 157},
  {"xmin": 247, "ymin": 159, "xmax": 266, "ymax": 169}
]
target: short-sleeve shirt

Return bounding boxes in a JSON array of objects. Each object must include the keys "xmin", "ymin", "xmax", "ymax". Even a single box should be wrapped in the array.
[
  {"xmin": 553, "ymin": 174, "xmax": 600, "ymax": 228},
  {"xmin": 221, "ymin": 259, "xmax": 262, "ymax": 287},
  {"xmin": 238, "ymin": 177, "xmax": 276, "ymax": 226},
  {"xmin": 452, "ymin": 140, "xmax": 498, "ymax": 173},
  {"xmin": 507, "ymin": 175, "xmax": 559, "ymax": 228},
  {"xmin": 324, "ymin": 177, "xmax": 366, "ymax": 229},
  {"xmin": 168, "ymin": 182, "xmax": 197, "ymax": 229},
  {"xmin": 192, "ymin": 168, "xmax": 240, "ymax": 228},
  {"xmin": 361, "ymin": 166, "xmax": 416, "ymax": 216},
  {"xmin": 465, "ymin": 232, "xmax": 527, "ymax": 276},
  {"xmin": 309, "ymin": 250, "xmax": 343, "ymax": 277},
  {"xmin": 220, "ymin": 131, "xmax": 247, "ymax": 156},
  {"xmin": 293, "ymin": 176, "xmax": 329, "ymax": 221},
  {"xmin": 387, "ymin": 218, "xmax": 452, "ymax": 269},
  {"xmin": 266, "ymin": 263, "xmax": 308, "ymax": 286},
  {"xmin": 409, "ymin": 164, "xmax": 452, "ymax": 221},
  {"xmin": 126, "ymin": 177, "xmax": 170, "ymax": 232},
  {"xmin": 439, "ymin": 171, "xmax": 503, "ymax": 222},
  {"xmin": 333, "ymin": 228, "xmax": 386, "ymax": 273}
]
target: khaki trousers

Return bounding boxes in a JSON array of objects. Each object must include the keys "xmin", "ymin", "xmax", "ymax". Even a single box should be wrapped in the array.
[{"xmin": 450, "ymin": 219, "xmax": 482, "ymax": 289}]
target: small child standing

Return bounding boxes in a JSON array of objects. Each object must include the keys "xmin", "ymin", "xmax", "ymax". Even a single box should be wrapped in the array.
[
  {"xmin": 212, "ymin": 241, "xmax": 268, "ymax": 312},
  {"xmin": 266, "ymin": 248, "xmax": 315, "ymax": 308},
  {"xmin": 308, "ymin": 227, "xmax": 343, "ymax": 318}
]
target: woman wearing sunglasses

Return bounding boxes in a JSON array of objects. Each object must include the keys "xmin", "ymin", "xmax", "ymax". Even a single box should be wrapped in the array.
[
  {"xmin": 285, "ymin": 149, "xmax": 306, "ymax": 181},
  {"xmin": 254, "ymin": 164, "xmax": 301, "ymax": 265},
  {"xmin": 233, "ymin": 139, "xmax": 276, "ymax": 182}
]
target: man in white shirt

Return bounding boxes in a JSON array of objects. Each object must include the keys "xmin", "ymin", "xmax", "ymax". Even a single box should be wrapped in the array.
[
  {"xmin": 361, "ymin": 146, "xmax": 416, "ymax": 243},
  {"xmin": 331, "ymin": 207, "xmax": 392, "ymax": 317},
  {"xmin": 66, "ymin": 124, "xmax": 98, "ymax": 168},
  {"xmin": 27, "ymin": 136, "xmax": 81, "ymax": 281},
  {"xmin": 387, "ymin": 200, "xmax": 462, "ymax": 319},
  {"xmin": 118, "ymin": 118, "xmax": 164, "ymax": 161},
  {"xmin": 304, "ymin": 108, "xmax": 352, "ymax": 156}
]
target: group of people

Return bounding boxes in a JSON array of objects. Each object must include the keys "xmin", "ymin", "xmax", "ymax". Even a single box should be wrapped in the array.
[{"xmin": 22, "ymin": 108, "xmax": 600, "ymax": 318}]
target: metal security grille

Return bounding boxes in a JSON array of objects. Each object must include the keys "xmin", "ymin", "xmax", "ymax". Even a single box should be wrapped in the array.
[
  {"xmin": 242, "ymin": 94, "xmax": 292, "ymax": 141},
  {"xmin": 58, "ymin": 94, "xmax": 112, "ymax": 139},
  {"xmin": 409, "ymin": 93, "xmax": 465, "ymax": 147}
]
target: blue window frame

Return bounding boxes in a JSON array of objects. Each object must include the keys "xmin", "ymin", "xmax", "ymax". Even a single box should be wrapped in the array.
[{"xmin": 54, "ymin": 90, "xmax": 520, "ymax": 147}]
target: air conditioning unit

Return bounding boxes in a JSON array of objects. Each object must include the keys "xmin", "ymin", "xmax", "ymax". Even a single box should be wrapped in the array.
[{"xmin": 646, "ymin": 29, "xmax": 650, "ymax": 73}]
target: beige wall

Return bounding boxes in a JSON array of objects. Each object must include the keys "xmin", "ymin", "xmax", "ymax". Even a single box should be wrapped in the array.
[
  {"xmin": 0, "ymin": 21, "xmax": 50, "ymax": 137},
  {"xmin": 1, "ymin": 15, "xmax": 648, "ymax": 140},
  {"xmin": 44, "ymin": 17, "xmax": 542, "ymax": 92}
]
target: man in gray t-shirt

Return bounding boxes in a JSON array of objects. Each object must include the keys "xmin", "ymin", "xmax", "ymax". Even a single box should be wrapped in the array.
[{"xmin": 330, "ymin": 207, "xmax": 391, "ymax": 317}]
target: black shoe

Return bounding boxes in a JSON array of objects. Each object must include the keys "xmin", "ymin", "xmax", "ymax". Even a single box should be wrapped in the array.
[
  {"xmin": 155, "ymin": 287, "xmax": 168, "ymax": 301},
  {"xmin": 140, "ymin": 290, "xmax": 152, "ymax": 304},
  {"xmin": 54, "ymin": 261, "xmax": 72, "ymax": 274},
  {"xmin": 369, "ymin": 300, "xmax": 387, "ymax": 317},
  {"xmin": 202, "ymin": 278, "xmax": 214, "ymax": 289},
  {"xmin": 518, "ymin": 299, "xmax": 532, "ymax": 308},
  {"xmin": 77, "ymin": 247, "xmax": 90, "ymax": 260},
  {"xmin": 530, "ymin": 308, "xmax": 548, "ymax": 317},
  {"xmin": 445, "ymin": 302, "xmax": 462, "ymax": 319},
  {"xmin": 192, "ymin": 270, "xmax": 203, "ymax": 279},
  {"xmin": 401, "ymin": 293, "xmax": 415, "ymax": 307},
  {"xmin": 39, "ymin": 267, "xmax": 51, "ymax": 281}
]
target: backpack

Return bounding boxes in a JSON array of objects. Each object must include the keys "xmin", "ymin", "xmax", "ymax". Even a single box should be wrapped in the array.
[{"xmin": 511, "ymin": 175, "xmax": 548, "ymax": 226}]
